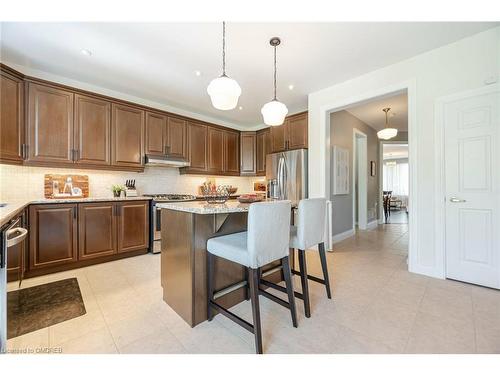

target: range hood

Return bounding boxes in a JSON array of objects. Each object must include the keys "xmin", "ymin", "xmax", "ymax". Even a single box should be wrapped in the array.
[{"xmin": 144, "ymin": 154, "xmax": 190, "ymax": 168}]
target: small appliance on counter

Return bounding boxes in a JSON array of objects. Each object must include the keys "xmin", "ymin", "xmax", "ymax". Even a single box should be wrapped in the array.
[{"xmin": 124, "ymin": 180, "xmax": 137, "ymax": 197}]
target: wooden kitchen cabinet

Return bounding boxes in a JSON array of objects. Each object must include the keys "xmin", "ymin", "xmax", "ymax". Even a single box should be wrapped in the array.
[
  {"xmin": 78, "ymin": 202, "xmax": 116, "ymax": 260},
  {"xmin": 240, "ymin": 132, "xmax": 256, "ymax": 175},
  {"xmin": 29, "ymin": 204, "xmax": 78, "ymax": 270},
  {"xmin": 111, "ymin": 103, "xmax": 144, "ymax": 168},
  {"xmin": 270, "ymin": 111, "xmax": 308, "ymax": 152},
  {"xmin": 256, "ymin": 128, "xmax": 271, "ymax": 176},
  {"xmin": 116, "ymin": 201, "xmax": 149, "ymax": 253},
  {"xmin": 27, "ymin": 82, "xmax": 74, "ymax": 165},
  {"xmin": 74, "ymin": 94, "xmax": 111, "ymax": 166},
  {"xmin": 166, "ymin": 117, "xmax": 187, "ymax": 159},
  {"xmin": 0, "ymin": 69, "xmax": 24, "ymax": 165},
  {"xmin": 207, "ymin": 127, "xmax": 224, "ymax": 173},
  {"xmin": 185, "ymin": 121, "xmax": 208, "ymax": 173},
  {"xmin": 223, "ymin": 130, "xmax": 239, "ymax": 175},
  {"xmin": 145, "ymin": 111, "xmax": 167, "ymax": 156}
]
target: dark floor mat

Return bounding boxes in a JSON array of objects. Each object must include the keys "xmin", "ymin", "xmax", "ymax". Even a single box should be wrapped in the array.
[{"xmin": 7, "ymin": 278, "xmax": 86, "ymax": 339}]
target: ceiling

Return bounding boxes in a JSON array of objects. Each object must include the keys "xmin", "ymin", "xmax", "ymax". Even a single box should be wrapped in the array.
[
  {"xmin": 346, "ymin": 92, "xmax": 408, "ymax": 131},
  {"xmin": 1, "ymin": 22, "xmax": 497, "ymax": 128},
  {"xmin": 383, "ymin": 144, "xmax": 408, "ymax": 160}
]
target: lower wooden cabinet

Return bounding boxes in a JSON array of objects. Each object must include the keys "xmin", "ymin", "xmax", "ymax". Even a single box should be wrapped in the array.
[
  {"xmin": 117, "ymin": 201, "xmax": 150, "ymax": 253},
  {"xmin": 27, "ymin": 201, "xmax": 150, "ymax": 275},
  {"xmin": 29, "ymin": 204, "xmax": 78, "ymax": 271},
  {"xmin": 78, "ymin": 202, "xmax": 117, "ymax": 260}
]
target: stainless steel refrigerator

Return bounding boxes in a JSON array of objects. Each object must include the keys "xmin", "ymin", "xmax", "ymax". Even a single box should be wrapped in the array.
[{"xmin": 266, "ymin": 149, "xmax": 308, "ymax": 204}]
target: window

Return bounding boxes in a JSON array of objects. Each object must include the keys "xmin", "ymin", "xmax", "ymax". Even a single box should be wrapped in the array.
[{"xmin": 383, "ymin": 161, "xmax": 408, "ymax": 196}]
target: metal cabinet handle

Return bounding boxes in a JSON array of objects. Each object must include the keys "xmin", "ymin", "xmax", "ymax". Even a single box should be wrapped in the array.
[
  {"xmin": 449, "ymin": 197, "xmax": 466, "ymax": 203},
  {"xmin": 6, "ymin": 227, "xmax": 28, "ymax": 248}
]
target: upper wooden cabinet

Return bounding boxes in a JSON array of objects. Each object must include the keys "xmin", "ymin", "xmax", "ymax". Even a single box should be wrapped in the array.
[
  {"xmin": 27, "ymin": 82, "xmax": 74, "ymax": 164},
  {"xmin": 145, "ymin": 111, "xmax": 167, "ymax": 156},
  {"xmin": 270, "ymin": 112, "xmax": 308, "ymax": 152},
  {"xmin": 0, "ymin": 70, "xmax": 24, "ymax": 164},
  {"xmin": 207, "ymin": 127, "xmax": 224, "ymax": 173},
  {"xmin": 74, "ymin": 94, "xmax": 111, "ymax": 166},
  {"xmin": 240, "ymin": 132, "xmax": 256, "ymax": 175},
  {"xmin": 256, "ymin": 128, "xmax": 271, "ymax": 176},
  {"xmin": 223, "ymin": 130, "xmax": 240, "ymax": 175},
  {"xmin": 185, "ymin": 121, "xmax": 208, "ymax": 173},
  {"xmin": 29, "ymin": 204, "xmax": 78, "ymax": 271},
  {"xmin": 111, "ymin": 103, "xmax": 144, "ymax": 168},
  {"xmin": 166, "ymin": 117, "xmax": 187, "ymax": 159}
]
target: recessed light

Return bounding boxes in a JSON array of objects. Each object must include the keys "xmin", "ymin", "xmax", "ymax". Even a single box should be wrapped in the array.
[
  {"xmin": 238, "ymin": 106, "xmax": 243, "ymax": 110},
  {"xmin": 80, "ymin": 49, "xmax": 92, "ymax": 57},
  {"xmin": 195, "ymin": 70, "xmax": 201, "ymax": 76},
  {"xmin": 288, "ymin": 84, "xmax": 294, "ymax": 90}
]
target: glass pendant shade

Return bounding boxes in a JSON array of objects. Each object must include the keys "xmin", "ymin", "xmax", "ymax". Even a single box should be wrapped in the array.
[
  {"xmin": 261, "ymin": 99, "xmax": 288, "ymax": 126},
  {"xmin": 207, "ymin": 75, "xmax": 241, "ymax": 110},
  {"xmin": 377, "ymin": 127, "xmax": 398, "ymax": 140}
]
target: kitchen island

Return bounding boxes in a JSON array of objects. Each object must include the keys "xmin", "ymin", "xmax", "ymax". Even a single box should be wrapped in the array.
[{"xmin": 158, "ymin": 200, "xmax": 286, "ymax": 327}]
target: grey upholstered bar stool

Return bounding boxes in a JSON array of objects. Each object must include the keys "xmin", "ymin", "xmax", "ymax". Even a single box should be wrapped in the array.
[
  {"xmin": 290, "ymin": 198, "xmax": 332, "ymax": 318},
  {"xmin": 206, "ymin": 200, "xmax": 297, "ymax": 354}
]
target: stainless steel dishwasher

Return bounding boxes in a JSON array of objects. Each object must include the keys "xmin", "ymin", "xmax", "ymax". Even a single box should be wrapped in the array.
[{"xmin": 0, "ymin": 215, "xmax": 28, "ymax": 353}]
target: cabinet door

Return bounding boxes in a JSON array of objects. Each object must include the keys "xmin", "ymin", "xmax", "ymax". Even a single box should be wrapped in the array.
[
  {"xmin": 223, "ymin": 130, "xmax": 239, "ymax": 175},
  {"xmin": 111, "ymin": 103, "xmax": 144, "ymax": 168},
  {"xmin": 0, "ymin": 71, "xmax": 24, "ymax": 164},
  {"xmin": 29, "ymin": 204, "xmax": 78, "ymax": 270},
  {"xmin": 78, "ymin": 203, "xmax": 116, "ymax": 260},
  {"xmin": 270, "ymin": 123, "xmax": 287, "ymax": 152},
  {"xmin": 27, "ymin": 83, "xmax": 74, "ymax": 164},
  {"xmin": 74, "ymin": 94, "xmax": 111, "ymax": 165},
  {"xmin": 287, "ymin": 112, "xmax": 308, "ymax": 150},
  {"xmin": 240, "ymin": 132, "xmax": 256, "ymax": 175},
  {"xmin": 207, "ymin": 127, "xmax": 224, "ymax": 173},
  {"xmin": 145, "ymin": 111, "xmax": 167, "ymax": 156},
  {"xmin": 256, "ymin": 130, "xmax": 267, "ymax": 175},
  {"xmin": 186, "ymin": 122, "xmax": 207, "ymax": 172},
  {"xmin": 166, "ymin": 117, "xmax": 187, "ymax": 159},
  {"xmin": 116, "ymin": 201, "xmax": 149, "ymax": 253}
]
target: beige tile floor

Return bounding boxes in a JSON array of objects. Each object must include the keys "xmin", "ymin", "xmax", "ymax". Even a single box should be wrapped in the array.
[{"xmin": 6, "ymin": 223, "xmax": 500, "ymax": 354}]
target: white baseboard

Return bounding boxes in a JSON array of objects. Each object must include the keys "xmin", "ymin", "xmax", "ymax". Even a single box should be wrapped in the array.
[
  {"xmin": 367, "ymin": 219, "xmax": 379, "ymax": 229},
  {"xmin": 331, "ymin": 228, "xmax": 355, "ymax": 244}
]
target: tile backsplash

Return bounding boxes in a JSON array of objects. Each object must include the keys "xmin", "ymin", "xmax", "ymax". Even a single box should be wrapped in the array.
[{"xmin": 0, "ymin": 164, "xmax": 264, "ymax": 202}]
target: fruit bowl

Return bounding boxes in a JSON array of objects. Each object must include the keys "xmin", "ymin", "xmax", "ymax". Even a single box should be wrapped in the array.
[{"xmin": 237, "ymin": 194, "xmax": 264, "ymax": 203}]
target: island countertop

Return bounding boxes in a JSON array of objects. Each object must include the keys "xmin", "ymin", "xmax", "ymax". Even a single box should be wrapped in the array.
[{"xmin": 157, "ymin": 200, "xmax": 252, "ymax": 214}]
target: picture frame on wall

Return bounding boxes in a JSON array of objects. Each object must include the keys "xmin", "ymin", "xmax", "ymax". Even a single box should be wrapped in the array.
[
  {"xmin": 333, "ymin": 145, "xmax": 349, "ymax": 195},
  {"xmin": 370, "ymin": 161, "xmax": 376, "ymax": 177}
]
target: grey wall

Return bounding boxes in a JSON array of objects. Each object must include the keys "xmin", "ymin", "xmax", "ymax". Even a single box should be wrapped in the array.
[
  {"xmin": 390, "ymin": 131, "xmax": 408, "ymax": 142},
  {"xmin": 330, "ymin": 110, "xmax": 380, "ymax": 236}
]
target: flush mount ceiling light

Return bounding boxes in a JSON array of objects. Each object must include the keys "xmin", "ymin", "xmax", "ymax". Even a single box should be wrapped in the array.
[
  {"xmin": 80, "ymin": 49, "xmax": 92, "ymax": 57},
  {"xmin": 377, "ymin": 107, "xmax": 398, "ymax": 140},
  {"xmin": 261, "ymin": 37, "xmax": 288, "ymax": 126},
  {"xmin": 207, "ymin": 22, "xmax": 241, "ymax": 111}
]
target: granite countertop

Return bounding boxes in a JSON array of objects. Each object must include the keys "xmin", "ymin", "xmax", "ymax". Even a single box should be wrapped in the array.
[
  {"xmin": 157, "ymin": 200, "xmax": 252, "ymax": 215},
  {"xmin": 0, "ymin": 196, "xmax": 152, "ymax": 227}
]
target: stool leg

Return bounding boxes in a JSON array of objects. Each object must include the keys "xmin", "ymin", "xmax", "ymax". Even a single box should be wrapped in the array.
[
  {"xmin": 282, "ymin": 256, "xmax": 298, "ymax": 328},
  {"xmin": 244, "ymin": 267, "xmax": 250, "ymax": 301},
  {"xmin": 249, "ymin": 267, "xmax": 263, "ymax": 354},
  {"xmin": 318, "ymin": 242, "xmax": 332, "ymax": 299},
  {"xmin": 207, "ymin": 252, "xmax": 215, "ymax": 321},
  {"xmin": 298, "ymin": 250, "xmax": 311, "ymax": 318}
]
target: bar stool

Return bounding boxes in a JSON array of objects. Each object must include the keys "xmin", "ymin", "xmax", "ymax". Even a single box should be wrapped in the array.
[
  {"xmin": 206, "ymin": 201, "xmax": 297, "ymax": 354},
  {"xmin": 290, "ymin": 198, "xmax": 331, "ymax": 318}
]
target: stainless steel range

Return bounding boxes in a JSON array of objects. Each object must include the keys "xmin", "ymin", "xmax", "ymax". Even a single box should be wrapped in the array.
[{"xmin": 144, "ymin": 194, "xmax": 197, "ymax": 253}]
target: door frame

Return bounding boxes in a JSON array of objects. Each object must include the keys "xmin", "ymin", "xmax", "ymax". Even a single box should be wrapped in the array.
[
  {"xmin": 322, "ymin": 79, "xmax": 417, "ymax": 273},
  {"xmin": 353, "ymin": 128, "xmax": 368, "ymax": 230},
  {"xmin": 434, "ymin": 83, "xmax": 499, "ymax": 280},
  {"xmin": 378, "ymin": 140, "xmax": 409, "ymax": 224}
]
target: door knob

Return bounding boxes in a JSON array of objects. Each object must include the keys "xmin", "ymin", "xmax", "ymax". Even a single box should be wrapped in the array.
[{"xmin": 449, "ymin": 197, "xmax": 466, "ymax": 203}]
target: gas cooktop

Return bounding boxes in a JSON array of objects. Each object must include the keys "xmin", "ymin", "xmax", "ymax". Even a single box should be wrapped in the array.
[{"xmin": 143, "ymin": 194, "xmax": 197, "ymax": 202}]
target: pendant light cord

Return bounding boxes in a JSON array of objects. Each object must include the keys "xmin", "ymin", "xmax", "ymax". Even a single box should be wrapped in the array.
[
  {"xmin": 222, "ymin": 21, "xmax": 226, "ymax": 76},
  {"xmin": 273, "ymin": 45, "xmax": 277, "ymax": 100}
]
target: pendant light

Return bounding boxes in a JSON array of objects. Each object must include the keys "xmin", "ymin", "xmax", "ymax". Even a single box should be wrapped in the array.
[
  {"xmin": 207, "ymin": 22, "xmax": 241, "ymax": 110},
  {"xmin": 261, "ymin": 37, "xmax": 288, "ymax": 126},
  {"xmin": 377, "ymin": 107, "xmax": 398, "ymax": 140}
]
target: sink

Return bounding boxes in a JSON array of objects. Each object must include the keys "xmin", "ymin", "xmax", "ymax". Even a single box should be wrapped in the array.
[{"xmin": 0, "ymin": 203, "xmax": 7, "ymax": 207}]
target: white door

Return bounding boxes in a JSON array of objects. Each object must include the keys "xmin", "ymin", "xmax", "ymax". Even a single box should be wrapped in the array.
[{"xmin": 445, "ymin": 86, "xmax": 500, "ymax": 289}]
